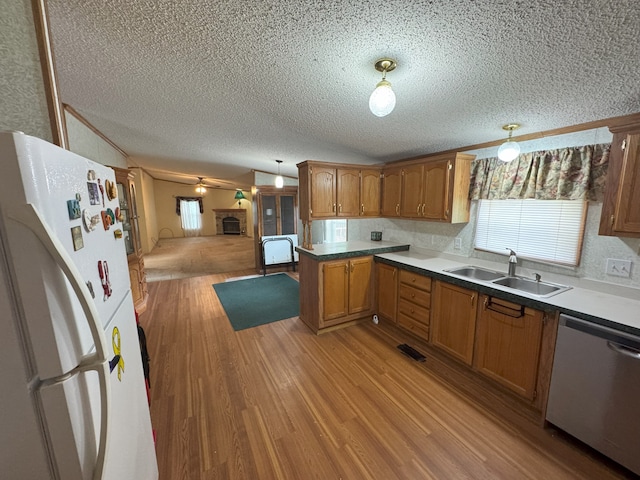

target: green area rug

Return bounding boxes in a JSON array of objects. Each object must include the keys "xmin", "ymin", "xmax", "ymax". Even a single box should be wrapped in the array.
[{"xmin": 213, "ymin": 273, "xmax": 300, "ymax": 331}]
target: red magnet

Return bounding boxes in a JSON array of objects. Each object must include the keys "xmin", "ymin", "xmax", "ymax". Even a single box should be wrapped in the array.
[{"xmin": 98, "ymin": 260, "xmax": 112, "ymax": 300}]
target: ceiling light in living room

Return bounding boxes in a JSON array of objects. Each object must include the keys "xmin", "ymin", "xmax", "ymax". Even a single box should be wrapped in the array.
[{"xmin": 195, "ymin": 177, "xmax": 207, "ymax": 194}]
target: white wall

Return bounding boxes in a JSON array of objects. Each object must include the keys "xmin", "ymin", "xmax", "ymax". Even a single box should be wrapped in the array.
[
  {"xmin": 65, "ymin": 112, "xmax": 128, "ymax": 168},
  {"xmin": 0, "ymin": 0, "xmax": 52, "ymax": 141}
]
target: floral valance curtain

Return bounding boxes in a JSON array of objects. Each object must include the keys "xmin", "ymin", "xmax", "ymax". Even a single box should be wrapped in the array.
[
  {"xmin": 175, "ymin": 196, "xmax": 203, "ymax": 215},
  {"xmin": 469, "ymin": 143, "xmax": 610, "ymax": 201}
]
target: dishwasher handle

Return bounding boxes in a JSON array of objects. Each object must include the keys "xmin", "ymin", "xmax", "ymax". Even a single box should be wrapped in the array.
[
  {"xmin": 560, "ymin": 314, "xmax": 640, "ymax": 352},
  {"xmin": 607, "ymin": 341, "xmax": 640, "ymax": 360}
]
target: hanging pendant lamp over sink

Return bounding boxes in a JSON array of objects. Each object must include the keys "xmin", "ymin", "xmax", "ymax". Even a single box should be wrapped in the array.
[{"xmin": 497, "ymin": 124, "xmax": 521, "ymax": 162}]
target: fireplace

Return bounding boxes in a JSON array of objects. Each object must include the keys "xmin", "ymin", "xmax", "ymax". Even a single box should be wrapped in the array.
[
  {"xmin": 213, "ymin": 209, "xmax": 247, "ymax": 235},
  {"xmin": 222, "ymin": 217, "xmax": 241, "ymax": 235}
]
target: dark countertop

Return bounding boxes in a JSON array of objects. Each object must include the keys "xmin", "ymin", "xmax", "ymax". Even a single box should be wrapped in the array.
[{"xmin": 296, "ymin": 240, "xmax": 410, "ymax": 261}]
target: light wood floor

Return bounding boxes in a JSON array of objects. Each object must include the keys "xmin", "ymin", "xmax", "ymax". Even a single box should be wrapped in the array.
[
  {"xmin": 139, "ymin": 267, "xmax": 635, "ymax": 479},
  {"xmin": 144, "ymin": 236, "xmax": 256, "ymax": 282}
]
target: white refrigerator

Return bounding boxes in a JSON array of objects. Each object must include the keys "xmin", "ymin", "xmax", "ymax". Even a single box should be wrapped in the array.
[{"xmin": 0, "ymin": 132, "xmax": 158, "ymax": 479}]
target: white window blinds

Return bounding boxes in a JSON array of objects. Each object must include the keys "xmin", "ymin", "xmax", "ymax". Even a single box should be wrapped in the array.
[{"xmin": 474, "ymin": 199, "xmax": 587, "ymax": 266}]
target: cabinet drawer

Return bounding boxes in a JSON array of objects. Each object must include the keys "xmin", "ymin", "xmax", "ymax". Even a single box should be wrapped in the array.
[
  {"xmin": 398, "ymin": 284, "xmax": 431, "ymax": 308},
  {"xmin": 397, "ymin": 312, "xmax": 429, "ymax": 340},
  {"xmin": 399, "ymin": 269, "xmax": 432, "ymax": 291},
  {"xmin": 397, "ymin": 298, "xmax": 430, "ymax": 324}
]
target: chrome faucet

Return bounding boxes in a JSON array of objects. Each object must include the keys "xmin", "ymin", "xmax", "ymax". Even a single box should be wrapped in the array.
[{"xmin": 507, "ymin": 249, "xmax": 518, "ymax": 276}]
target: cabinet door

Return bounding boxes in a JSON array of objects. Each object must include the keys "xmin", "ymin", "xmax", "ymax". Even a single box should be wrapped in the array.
[
  {"xmin": 261, "ymin": 194, "xmax": 278, "ymax": 236},
  {"xmin": 400, "ymin": 164, "xmax": 424, "ymax": 218},
  {"xmin": 322, "ymin": 261, "xmax": 348, "ymax": 321},
  {"xmin": 381, "ymin": 167, "xmax": 402, "ymax": 217},
  {"xmin": 311, "ymin": 166, "xmax": 336, "ymax": 217},
  {"xmin": 129, "ymin": 264, "xmax": 143, "ymax": 306},
  {"xmin": 336, "ymin": 169, "xmax": 360, "ymax": 217},
  {"xmin": 376, "ymin": 263, "xmax": 397, "ymax": 322},
  {"xmin": 614, "ymin": 132, "xmax": 640, "ymax": 234},
  {"xmin": 360, "ymin": 169, "xmax": 381, "ymax": 216},
  {"xmin": 431, "ymin": 281, "xmax": 478, "ymax": 365},
  {"xmin": 475, "ymin": 296, "xmax": 543, "ymax": 399},
  {"xmin": 422, "ymin": 160, "xmax": 449, "ymax": 220},
  {"xmin": 348, "ymin": 256, "xmax": 373, "ymax": 314}
]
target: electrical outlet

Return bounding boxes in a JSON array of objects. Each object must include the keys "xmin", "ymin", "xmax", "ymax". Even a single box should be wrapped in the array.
[
  {"xmin": 454, "ymin": 237, "xmax": 462, "ymax": 250},
  {"xmin": 606, "ymin": 258, "xmax": 632, "ymax": 278}
]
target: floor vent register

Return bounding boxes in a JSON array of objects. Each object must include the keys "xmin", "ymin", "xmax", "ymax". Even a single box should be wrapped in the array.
[{"xmin": 396, "ymin": 344, "xmax": 426, "ymax": 362}]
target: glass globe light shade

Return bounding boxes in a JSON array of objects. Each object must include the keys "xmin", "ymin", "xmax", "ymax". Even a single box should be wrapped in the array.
[
  {"xmin": 497, "ymin": 140, "xmax": 521, "ymax": 162},
  {"xmin": 275, "ymin": 175, "xmax": 284, "ymax": 188},
  {"xmin": 369, "ymin": 80, "xmax": 396, "ymax": 117}
]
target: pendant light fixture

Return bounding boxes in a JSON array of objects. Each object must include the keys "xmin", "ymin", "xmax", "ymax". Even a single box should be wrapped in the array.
[
  {"xmin": 497, "ymin": 124, "xmax": 521, "ymax": 162},
  {"xmin": 369, "ymin": 58, "xmax": 397, "ymax": 117},
  {"xmin": 195, "ymin": 177, "xmax": 207, "ymax": 194},
  {"xmin": 275, "ymin": 160, "xmax": 284, "ymax": 188},
  {"xmin": 234, "ymin": 189, "xmax": 246, "ymax": 208}
]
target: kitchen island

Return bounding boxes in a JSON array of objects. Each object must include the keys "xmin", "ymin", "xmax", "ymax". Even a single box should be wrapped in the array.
[{"xmin": 295, "ymin": 241, "xmax": 410, "ymax": 334}]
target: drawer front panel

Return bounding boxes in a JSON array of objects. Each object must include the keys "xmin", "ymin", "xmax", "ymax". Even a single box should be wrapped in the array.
[
  {"xmin": 397, "ymin": 312, "xmax": 429, "ymax": 340},
  {"xmin": 397, "ymin": 298, "xmax": 430, "ymax": 325},
  {"xmin": 399, "ymin": 270, "xmax": 432, "ymax": 291},
  {"xmin": 398, "ymin": 284, "xmax": 431, "ymax": 308}
]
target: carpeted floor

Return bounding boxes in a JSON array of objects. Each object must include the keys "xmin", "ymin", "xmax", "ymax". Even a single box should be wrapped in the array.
[
  {"xmin": 144, "ymin": 235, "xmax": 256, "ymax": 282},
  {"xmin": 212, "ymin": 273, "xmax": 299, "ymax": 330}
]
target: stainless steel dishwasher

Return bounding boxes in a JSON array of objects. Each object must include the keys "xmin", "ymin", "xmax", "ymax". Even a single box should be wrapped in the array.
[{"xmin": 546, "ymin": 314, "xmax": 640, "ymax": 475}]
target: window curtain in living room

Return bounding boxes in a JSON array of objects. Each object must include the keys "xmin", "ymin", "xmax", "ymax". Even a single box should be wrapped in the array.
[
  {"xmin": 178, "ymin": 199, "xmax": 202, "ymax": 236},
  {"xmin": 469, "ymin": 144, "xmax": 610, "ymax": 201}
]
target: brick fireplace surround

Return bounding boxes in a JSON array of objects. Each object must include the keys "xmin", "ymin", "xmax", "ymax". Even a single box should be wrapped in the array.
[{"xmin": 213, "ymin": 209, "xmax": 247, "ymax": 235}]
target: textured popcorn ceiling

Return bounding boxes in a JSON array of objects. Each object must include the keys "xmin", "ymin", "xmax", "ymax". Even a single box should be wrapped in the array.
[{"xmin": 46, "ymin": 0, "xmax": 640, "ymax": 186}]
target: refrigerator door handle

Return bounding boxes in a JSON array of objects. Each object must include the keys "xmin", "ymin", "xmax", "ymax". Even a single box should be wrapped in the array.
[{"xmin": 9, "ymin": 204, "xmax": 111, "ymax": 480}]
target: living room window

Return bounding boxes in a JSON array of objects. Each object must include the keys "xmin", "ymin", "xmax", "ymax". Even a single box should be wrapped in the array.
[{"xmin": 474, "ymin": 199, "xmax": 587, "ymax": 266}]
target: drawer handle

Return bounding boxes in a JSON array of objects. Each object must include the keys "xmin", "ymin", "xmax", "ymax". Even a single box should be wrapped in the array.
[
  {"xmin": 485, "ymin": 297, "xmax": 524, "ymax": 318},
  {"xmin": 411, "ymin": 293, "xmax": 415, "ymax": 298}
]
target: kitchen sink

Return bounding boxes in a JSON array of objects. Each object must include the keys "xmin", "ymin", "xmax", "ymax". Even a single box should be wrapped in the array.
[
  {"xmin": 491, "ymin": 276, "xmax": 572, "ymax": 298},
  {"xmin": 444, "ymin": 266, "xmax": 506, "ymax": 281}
]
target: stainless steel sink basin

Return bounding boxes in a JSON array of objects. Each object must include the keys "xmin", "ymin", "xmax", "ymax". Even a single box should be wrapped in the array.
[
  {"xmin": 444, "ymin": 266, "xmax": 505, "ymax": 281},
  {"xmin": 491, "ymin": 276, "xmax": 572, "ymax": 298}
]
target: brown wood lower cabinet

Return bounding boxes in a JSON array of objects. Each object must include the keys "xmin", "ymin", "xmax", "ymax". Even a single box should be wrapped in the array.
[
  {"xmin": 376, "ymin": 263, "xmax": 397, "ymax": 322},
  {"xmin": 396, "ymin": 270, "xmax": 431, "ymax": 341},
  {"xmin": 299, "ymin": 254, "xmax": 374, "ymax": 333},
  {"xmin": 474, "ymin": 295, "xmax": 544, "ymax": 400},
  {"xmin": 431, "ymin": 280, "xmax": 478, "ymax": 365}
]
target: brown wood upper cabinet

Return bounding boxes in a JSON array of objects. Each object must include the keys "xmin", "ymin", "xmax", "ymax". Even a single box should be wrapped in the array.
[
  {"xmin": 298, "ymin": 162, "xmax": 381, "ymax": 220},
  {"xmin": 381, "ymin": 166, "xmax": 402, "ymax": 217},
  {"xmin": 599, "ymin": 127, "xmax": 640, "ymax": 237},
  {"xmin": 384, "ymin": 152, "xmax": 475, "ymax": 223}
]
